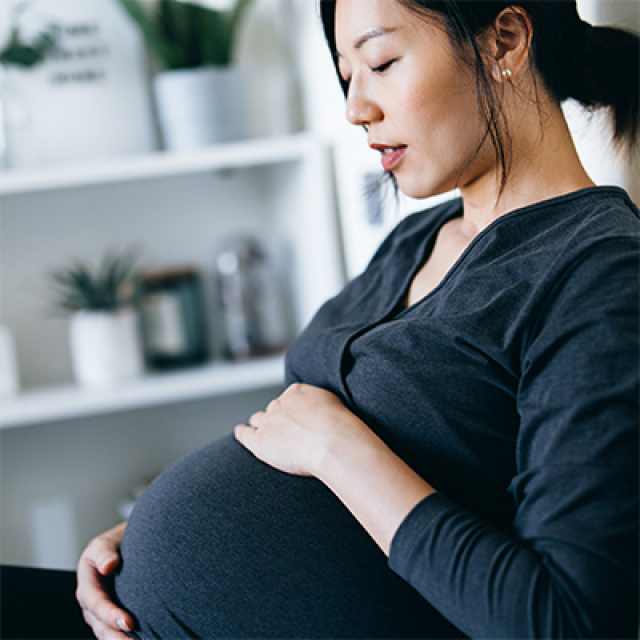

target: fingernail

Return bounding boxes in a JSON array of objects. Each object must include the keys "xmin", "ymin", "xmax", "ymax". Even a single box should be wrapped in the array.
[
  {"xmin": 118, "ymin": 618, "xmax": 130, "ymax": 632},
  {"xmin": 99, "ymin": 554, "xmax": 117, "ymax": 571}
]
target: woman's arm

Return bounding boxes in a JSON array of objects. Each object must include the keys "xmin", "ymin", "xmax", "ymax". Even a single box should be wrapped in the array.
[
  {"xmin": 237, "ymin": 237, "xmax": 639, "ymax": 639},
  {"xmin": 236, "ymin": 376, "xmax": 638, "ymax": 639},
  {"xmin": 235, "ymin": 384, "xmax": 435, "ymax": 555},
  {"xmin": 76, "ymin": 521, "xmax": 135, "ymax": 639}
]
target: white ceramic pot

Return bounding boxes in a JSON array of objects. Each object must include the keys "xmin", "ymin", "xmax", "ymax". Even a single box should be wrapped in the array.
[
  {"xmin": 69, "ymin": 308, "xmax": 144, "ymax": 389},
  {"xmin": 154, "ymin": 65, "xmax": 247, "ymax": 150},
  {"xmin": 0, "ymin": 69, "xmax": 40, "ymax": 169},
  {"xmin": 0, "ymin": 324, "xmax": 19, "ymax": 397}
]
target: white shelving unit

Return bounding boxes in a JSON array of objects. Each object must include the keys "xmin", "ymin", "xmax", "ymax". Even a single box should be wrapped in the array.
[
  {"xmin": 0, "ymin": 132, "xmax": 345, "ymax": 426},
  {"xmin": 0, "ymin": 355, "xmax": 284, "ymax": 429},
  {"xmin": 0, "ymin": 134, "xmax": 319, "ymax": 195},
  {"xmin": 0, "ymin": 132, "xmax": 344, "ymax": 408},
  {"xmin": 0, "ymin": 132, "xmax": 344, "ymax": 568}
]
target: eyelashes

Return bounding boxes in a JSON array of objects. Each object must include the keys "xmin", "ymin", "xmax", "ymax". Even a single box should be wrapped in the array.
[
  {"xmin": 340, "ymin": 58, "xmax": 397, "ymax": 86},
  {"xmin": 372, "ymin": 59, "xmax": 396, "ymax": 74}
]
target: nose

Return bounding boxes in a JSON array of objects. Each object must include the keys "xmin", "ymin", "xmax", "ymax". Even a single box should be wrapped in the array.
[{"xmin": 345, "ymin": 76, "xmax": 382, "ymax": 127}]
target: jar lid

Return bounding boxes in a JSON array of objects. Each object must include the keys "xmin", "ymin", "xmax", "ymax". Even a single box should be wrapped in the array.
[{"xmin": 143, "ymin": 266, "xmax": 199, "ymax": 285}]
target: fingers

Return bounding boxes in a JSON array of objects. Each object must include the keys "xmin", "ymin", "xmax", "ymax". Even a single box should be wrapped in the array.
[
  {"xmin": 81, "ymin": 537, "xmax": 119, "ymax": 577},
  {"xmin": 82, "ymin": 608, "xmax": 132, "ymax": 640},
  {"xmin": 245, "ymin": 385, "xmax": 308, "ymax": 428},
  {"xmin": 76, "ymin": 555, "xmax": 135, "ymax": 636},
  {"xmin": 96, "ymin": 551, "xmax": 119, "ymax": 576},
  {"xmin": 248, "ymin": 410, "xmax": 266, "ymax": 427},
  {"xmin": 281, "ymin": 382, "xmax": 309, "ymax": 398},
  {"xmin": 76, "ymin": 523, "xmax": 135, "ymax": 637},
  {"xmin": 234, "ymin": 423, "xmax": 252, "ymax": 446}
]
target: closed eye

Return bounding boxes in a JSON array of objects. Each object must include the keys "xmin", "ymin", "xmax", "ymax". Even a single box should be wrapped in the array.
[{"xmin": 372, "ymin": 59, "xmax": 396, "ymax": 74}]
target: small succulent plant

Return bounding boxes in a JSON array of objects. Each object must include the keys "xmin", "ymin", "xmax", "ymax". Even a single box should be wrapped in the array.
[{"xmin": 50, "ymin": 249, "xmax": 140, "ymax": 313}]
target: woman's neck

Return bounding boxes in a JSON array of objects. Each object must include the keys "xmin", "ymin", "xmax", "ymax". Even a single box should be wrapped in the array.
[{"xmin": 458, "ymin": 99, "xmax": 595, "ymax": 235}]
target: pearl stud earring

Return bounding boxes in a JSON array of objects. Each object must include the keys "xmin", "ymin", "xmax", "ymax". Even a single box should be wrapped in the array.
[{"xmin": 501, "ymin": 68, "xmax": 513, "ymax": 79}]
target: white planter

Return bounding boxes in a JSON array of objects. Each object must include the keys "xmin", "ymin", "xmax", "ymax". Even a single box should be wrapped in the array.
[
  {"xmin": 154, "ymin": 66, "xmax": 247, "ymax": 150},
  {"xmin": 0, "ymin": 0, "xmax": 158, "ymax": 166},
  {"xmin": 69, "ymin": 308, "xmax": 144, "ymax": 390},
  {"xmin": 0, "ymin": 69, "xmax": 41, "ymax": 169},
  {"xmin": 0, "ymin": 324, "xmax": 19, "ymax": 397}
]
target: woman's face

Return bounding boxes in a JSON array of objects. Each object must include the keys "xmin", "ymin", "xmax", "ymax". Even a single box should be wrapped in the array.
[{"xmin": 335, "ymin": 0, "xmax": 494, "ymax": 199}]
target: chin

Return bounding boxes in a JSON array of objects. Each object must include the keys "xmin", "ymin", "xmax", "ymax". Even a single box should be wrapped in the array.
[
  {"xmin": 393, "ymin": 163, "xmax": 456, "ymax": 200},
  {"xmin": 395, "ymin": 176, "xmax": 452, "ymax": 201}
]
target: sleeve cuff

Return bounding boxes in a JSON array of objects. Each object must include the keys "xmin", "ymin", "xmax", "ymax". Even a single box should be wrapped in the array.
[{"xmin": 388, "ymin": 492, "xmax": 458, "ymax": 576}]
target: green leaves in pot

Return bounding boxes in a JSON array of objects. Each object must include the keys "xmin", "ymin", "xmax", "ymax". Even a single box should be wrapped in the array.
[
  {"xmin": 50, "ymin": 249, "xmax": 141, "ymax": 313},
  {"xmin": 0, "ymin": 2, "xmax": 59, "ymax": 69},
  {"xmin": 118, "ymin": 0, "xmax": 253, "ymax": 70}
]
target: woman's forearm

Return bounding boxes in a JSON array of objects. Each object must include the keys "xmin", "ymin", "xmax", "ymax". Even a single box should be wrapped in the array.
[
  {"xmin": 235, "ymin": 383, "xmax": 436, "ymax": 555},
  {"xmin": 316, "ymin": 426, "xmax": 436, "ymax": 556}
]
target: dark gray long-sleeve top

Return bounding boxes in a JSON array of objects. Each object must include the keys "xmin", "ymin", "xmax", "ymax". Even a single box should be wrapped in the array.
[{"xmin": 285, "ymin": 186, "xmax": 639, "ymax": 638}]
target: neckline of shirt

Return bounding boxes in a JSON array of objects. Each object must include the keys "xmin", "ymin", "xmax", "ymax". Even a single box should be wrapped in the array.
[{"xmin": 392, "ymin": 185, "xmax": 630, "ymax": 317}]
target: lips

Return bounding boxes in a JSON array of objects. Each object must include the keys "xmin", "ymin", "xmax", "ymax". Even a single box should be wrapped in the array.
[{"xmin": 370, "ymin": 143, "xmax": 408, "ymax": 172}]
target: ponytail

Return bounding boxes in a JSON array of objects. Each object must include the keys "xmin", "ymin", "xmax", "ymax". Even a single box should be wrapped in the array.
[{"xmin": 532, "ymin": 12, "xmax": 639, "ymax": 152}]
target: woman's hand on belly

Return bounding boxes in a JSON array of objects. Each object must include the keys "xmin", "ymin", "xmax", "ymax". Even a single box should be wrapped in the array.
[
  {"xmin": 76, "ymin": 521, "xmax": 135, "ymax": 639},
  {"xmin": 235, "ymin": 383, "xmax": 436, "ymax": 555},
  {"xmin": 235, "ymin": 383, "xmax": 361, "ymax": 477}
]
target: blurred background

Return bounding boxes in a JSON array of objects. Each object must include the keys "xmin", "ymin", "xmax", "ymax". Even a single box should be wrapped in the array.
[{"xmin": 0, "ymin": 0, "xmax": 637, "ymax": 570}]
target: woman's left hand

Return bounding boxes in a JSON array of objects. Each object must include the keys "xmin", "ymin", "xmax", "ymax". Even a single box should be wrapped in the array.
[
  {"xmin": 235, "ymin": 382, "xmax": 434, "ymax": 555},
  {"xmin": 234, "ymin": 383, "xmax": 367, "ymax": 478}
]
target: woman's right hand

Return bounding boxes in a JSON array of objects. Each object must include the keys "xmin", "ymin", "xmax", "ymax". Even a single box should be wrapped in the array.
[{"xmin": 76, "ymin": 521, "xmax": 136, "ymax": 639}]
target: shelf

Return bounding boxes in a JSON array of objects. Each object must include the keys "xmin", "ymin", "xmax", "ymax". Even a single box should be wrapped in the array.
[
  {"xmin": 0, "ymin": 133, "xmax": 315, "ymax": 195},
  {"xmin": 0, "ymin": 355, "xmax": 285, "ymax": 430}
]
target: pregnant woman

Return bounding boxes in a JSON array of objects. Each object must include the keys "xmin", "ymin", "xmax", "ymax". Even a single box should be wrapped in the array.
[{"xmin": 76, "ymin": 0, "xmax": 639, "ymax": 637}]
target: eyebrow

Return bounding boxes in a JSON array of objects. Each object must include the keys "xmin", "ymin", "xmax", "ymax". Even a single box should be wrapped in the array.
[{"xmin": 337, "ymin": 27, "xmax": 398, "ymax": 58}]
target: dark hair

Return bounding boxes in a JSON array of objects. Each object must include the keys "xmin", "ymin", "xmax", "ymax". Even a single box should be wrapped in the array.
[{"xmin": 320, "ymin": 0, "xmax": 639, "ymax": 188}]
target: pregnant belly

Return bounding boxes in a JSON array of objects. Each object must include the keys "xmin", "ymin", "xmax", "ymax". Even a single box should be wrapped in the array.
[{"xmin": 115, "ymin": 434, "xmax": 459, "ymax": 638}]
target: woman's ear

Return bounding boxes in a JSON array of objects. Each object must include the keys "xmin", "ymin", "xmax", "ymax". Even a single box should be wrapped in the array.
[{"xmin": 487, "ymin": 6, "xmax": 533, "ymax": 82}]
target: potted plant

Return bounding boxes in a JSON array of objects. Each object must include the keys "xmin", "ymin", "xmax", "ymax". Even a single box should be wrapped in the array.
[
  {"xmin": 50, "ymin": 249, "xmax": 145, "ymax": 390},
  {"xmin": 0, "ymin": 1, "xmax": 59, "ymax": 167},
  {"xmin": 117, "ymin": 0, "xmax": 253, "ymax": 150},
  {"xmin": 0, "ymin": 21, "xmax": 58, "ymax": 68}
]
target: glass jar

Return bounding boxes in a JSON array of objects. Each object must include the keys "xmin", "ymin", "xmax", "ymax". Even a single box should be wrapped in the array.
[{"xmin": 215, "ymin": 236, "xmax": 289, "ymax": 361}]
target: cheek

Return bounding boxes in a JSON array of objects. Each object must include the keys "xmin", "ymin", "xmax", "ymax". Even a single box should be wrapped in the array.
[
  {"xmin": 416, "ymin": 90, "xmax": 484, "ymax": 160},
  {"xmin": 397, "ymin": 74, "xmax": 478, "ymax": 145}
]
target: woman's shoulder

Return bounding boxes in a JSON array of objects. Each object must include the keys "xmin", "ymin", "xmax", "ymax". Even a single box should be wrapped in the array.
[
  {"xmin": 518, "ymin": 187, "xmax": 639, "ymax": 346},
  {"xmin": 487, "ymin": 186, "xmax": 639, "ymax": 277},
  {"xmin": 563, "ymin": 186, "xmax": 639, "ymax": 234},
  {"xmin": 544, "ymin": 186, "xmax": 639, "ymax": 273},
  {"xmin": 513, "ymin": 185, "xmax": 639, "ymax": 242}
]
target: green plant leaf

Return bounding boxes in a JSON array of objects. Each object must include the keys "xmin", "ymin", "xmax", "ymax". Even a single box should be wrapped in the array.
[
  {"xmin": 48, "ymin": 250, "xmax": 140, "ymax": 313},
  {"xmin": 117, "ymin": 0, "xmax": 252, "ymax": 70},
  {"xmin": 157, "ymin": 0, "xmax": 192, "ymax": 68},
  {"xmin": 198, "ymin": 6, "xmax": 230, "ymax": 66},
  {"xmin": 119, "ymin": 0, "xmax": 181, "ymax": 69},
  {"xmin": 0, "ymin": 23, "xmax": 59, "ymax": 68}
]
